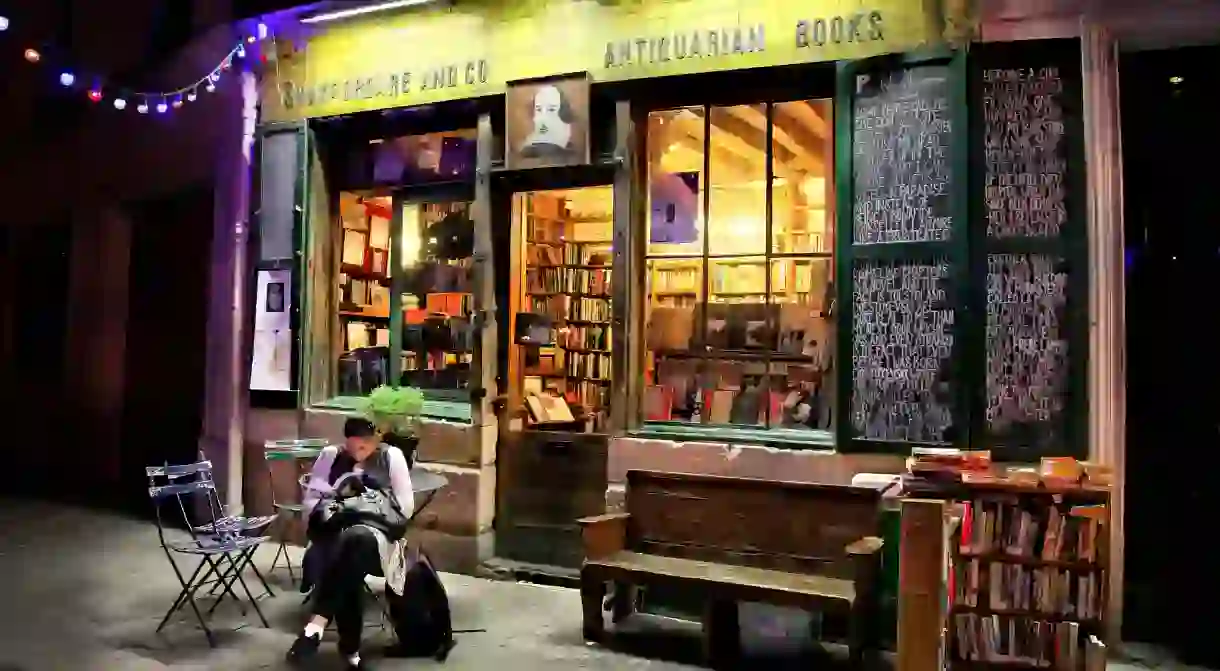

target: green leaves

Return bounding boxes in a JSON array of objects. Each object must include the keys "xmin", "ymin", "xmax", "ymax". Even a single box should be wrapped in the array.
[{"xmin": 360, "ymin": 385, "xmax": 425, "ymax": 435}]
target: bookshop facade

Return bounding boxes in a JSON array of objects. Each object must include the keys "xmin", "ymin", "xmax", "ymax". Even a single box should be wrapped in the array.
[{"xmin": 248, "ymin": 0, "xmax": 1097, "ymax": 572}]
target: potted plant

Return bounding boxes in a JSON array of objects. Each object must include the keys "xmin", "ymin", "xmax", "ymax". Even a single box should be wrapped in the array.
[{"xmin": 360, "ymin": 385, "xmax": 425, "ymax": 466}]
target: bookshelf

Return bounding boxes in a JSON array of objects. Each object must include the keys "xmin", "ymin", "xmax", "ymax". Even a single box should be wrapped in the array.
[
  {"xmin": 338, "ymin": 194, "xmax": 392, "ymax": 353},
  {"xmin": 947, "ymin": 482, "xmax": 1110, "ymax": 671},
  {"xmin": 399, "ymin": 201, "xmax": 475, "ymax": 389},
  {"xmin": 514, "ymin": 189, "xmax": 613, "ymax": 431}
]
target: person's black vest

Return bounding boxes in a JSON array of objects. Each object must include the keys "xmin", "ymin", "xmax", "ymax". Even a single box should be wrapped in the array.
[{"xmin": 328, "ymin": 444, "xmax": 394, "ymax": 491}]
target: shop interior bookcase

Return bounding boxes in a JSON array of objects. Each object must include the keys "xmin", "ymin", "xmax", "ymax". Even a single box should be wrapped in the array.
[
  {"xmin": 509, "ymin": 188, "xmax": 614, "ymax": 432},
  {"xmin": 945, "ymin": 481, "xmax": 1111, "ymax": 671},
  {"xmin": 337, "ymin": 194, "xmax": 393, "ymax": 352},
  {"xmin": 640, "ymin": 103, "xmax": 835, "ymax": 429}
]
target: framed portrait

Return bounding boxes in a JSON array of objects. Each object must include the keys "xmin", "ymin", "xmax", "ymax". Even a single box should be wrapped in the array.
[{"xmin": 505, "ymin": 73, "xmax": 591, "ymax": 170}]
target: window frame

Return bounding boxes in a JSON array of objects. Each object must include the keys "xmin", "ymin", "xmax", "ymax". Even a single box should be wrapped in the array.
[
  {"xmin": 632, "ymin": 98, "xmax": 838, "ymax": 447},
  {"xmin": 296, "ymin": 124, "xmax": 488, "ymax": 423}
]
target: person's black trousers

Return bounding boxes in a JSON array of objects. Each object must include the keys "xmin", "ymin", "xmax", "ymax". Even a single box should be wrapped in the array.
[{"xmin": 311, "ymin": 525, "xmax": 382, "ymax": 655}]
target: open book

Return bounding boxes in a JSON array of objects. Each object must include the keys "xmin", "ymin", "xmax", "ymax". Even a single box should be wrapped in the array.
[{"xmin": 304, "ymin": 471, "xmax": 366, "ymax": 498}]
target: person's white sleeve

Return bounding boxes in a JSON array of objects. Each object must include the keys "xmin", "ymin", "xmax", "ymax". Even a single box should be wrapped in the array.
[
  {"xmin": 302, "ymin": 446, "xmax": 339, "ymax": 512},
  {"xmin": 387, "ymin": 446, "xmax": 415, "ymax": 514}
]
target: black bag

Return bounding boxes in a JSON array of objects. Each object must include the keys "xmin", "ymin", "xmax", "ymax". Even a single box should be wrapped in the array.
[
  {"xmin": 386, "ymin": 550, "xmax": 457, "ymax": 662},
  {"xmin": 309, "ymin": 478, "xmax": 409, "ymax": 543}
]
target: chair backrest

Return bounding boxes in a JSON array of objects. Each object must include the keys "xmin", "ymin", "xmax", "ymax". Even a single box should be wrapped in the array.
[
  {"xmin": 624, "ymin": 470, "xmax": 882, "ymax": 580},
  {"xmin": 146, "ymin": 460, "xmax": 225, "ymax": 547},
  {"xmin": 264, "ymin": 438, "xmax": 329, "ymax": 507}
]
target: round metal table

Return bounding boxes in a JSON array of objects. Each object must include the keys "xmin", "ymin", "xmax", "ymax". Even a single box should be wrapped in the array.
[{"xmin": 408, "ymin": 467, "xmax": 448, "ymax": 524}]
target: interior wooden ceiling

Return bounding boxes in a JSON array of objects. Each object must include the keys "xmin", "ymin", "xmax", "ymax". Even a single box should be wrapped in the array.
[{"xmin": 653, "ymin": 101, "xmax": 831, "ymax": 182}]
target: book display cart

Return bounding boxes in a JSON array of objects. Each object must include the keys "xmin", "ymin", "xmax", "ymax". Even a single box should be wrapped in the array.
[{"xmin": 946, "ymin": 480, "xmax": 1110, "ymax": 671}]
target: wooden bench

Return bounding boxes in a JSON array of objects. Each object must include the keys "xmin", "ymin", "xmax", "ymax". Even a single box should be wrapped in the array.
[{"xmin": 578, "ymin": 470, "xmax": 885, "ymax": 667}]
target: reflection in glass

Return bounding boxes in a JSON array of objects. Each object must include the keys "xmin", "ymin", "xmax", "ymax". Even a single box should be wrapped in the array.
[
  {"xmin": 646, "ymin": 108, "xmax": 705, "ymax": 256},
  {"xmin": 399, "ymin": 201, "xmax": 474, "ymax": 391},
  {"xmin": 708, "ymin": 105, "xmax": 766, "ymax": 256},
  {"xmin": 771, "ymin": 100, "xmax": 833, "ymax": 254},
  {"xmin": 372, "ymin": 129, "xmax": 478, "ymax": 185},
  {"xmin": 643, "ymin": 101, "xmax": 834, "ymax": 431}
]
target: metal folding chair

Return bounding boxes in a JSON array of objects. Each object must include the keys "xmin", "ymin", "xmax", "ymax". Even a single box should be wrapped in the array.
[
  {"xmin": 189, "ymin": 448, "xmax": 279, "ymax": 600},
  {"xmin": 263, "ymin": 438, "xmax": 328, "ymax": 585},
  {"xmin": 146, "ymin": 460, "xmax": 272, "ymax": 646}
]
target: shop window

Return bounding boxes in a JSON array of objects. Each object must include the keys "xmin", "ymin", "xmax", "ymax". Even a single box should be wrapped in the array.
[
  {"xmin": 398, "ymin": 201, "xmax": 475, "ymax": 392},
  {"xmin": 312, "ymin": 128, "xmax": 477, "ymax": 423},
  {"xmin": 643, "ymin": 101, "xmax": 834, "ymax": 433},
  {"xmin": 509, "ymin": 187, "xmax": 614, "ymax": 432},
  {"xmin": 335, "ymin": 193, "xmax": 396, "ymax": 397}
]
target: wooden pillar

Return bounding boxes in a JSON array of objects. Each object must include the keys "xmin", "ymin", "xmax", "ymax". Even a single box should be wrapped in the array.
[
  {"xmin": 470, "ymin": 113, "xmax": 498, "ymax": 428},
  {"xmin": 1082, "ymin": 21, "xmax": 1125, "ymax": 642},
  {"xmin": 610, "ymin": 100, "xmax": 645, "ymax": 434},
  {"xmin": 897, "ymin": 498, "xmax": 948, "ymax": 671}
]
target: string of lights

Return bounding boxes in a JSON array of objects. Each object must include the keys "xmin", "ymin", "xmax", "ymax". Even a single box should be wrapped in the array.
[{"xmin": 0, "ymin": 12, "xmax": 269, "ymax": 114}]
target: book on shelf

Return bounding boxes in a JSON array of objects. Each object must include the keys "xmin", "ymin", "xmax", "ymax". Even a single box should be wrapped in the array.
[
  {"xmin": 960, "ymin": 500, "xmax": 1103, "ymax": 565},
  {"xmin": 526, "ymin": 266, "xmax": 612, "ymax": 295},
  {"xmin": 952, "ymin": 613, "xmax": 1080, "ymax": 669},
  {"xmin": 950, "ymin": 484, "xmax": 1109, "ymax": 670}
]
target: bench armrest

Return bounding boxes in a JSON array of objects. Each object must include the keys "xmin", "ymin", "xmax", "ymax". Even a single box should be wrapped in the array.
[
  {"xmin": 577, "ymin": 513, "xmax": 630, "ymax": 560},
  {"xmin": 845, "ymin": 536, "xmax": 885, "ymax": 556}
]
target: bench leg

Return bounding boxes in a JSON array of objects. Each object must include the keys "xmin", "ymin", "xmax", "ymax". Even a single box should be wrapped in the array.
[
  {"xmin": 702, "ymin": 598, "xmax": 740, "ymax": 669},
  {"xmin": 848, "ymin": 598, "xmax": 879, "ymax": 669},
  {"xmin": 607, "ymin": 581, "xmax": 638, "ymax": 624},
  {"xmin": 580, "ymin": 571, "xmax": 607, "ymax": 644}
]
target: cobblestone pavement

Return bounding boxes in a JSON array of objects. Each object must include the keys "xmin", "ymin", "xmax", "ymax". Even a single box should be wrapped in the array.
[
  {"xmin": 0, "ymin": 500, "xmax": 1204, "ymax": 671},
  {"xmin": 0, "ymin": 499, "xmax": 705, "ymax": 671}
]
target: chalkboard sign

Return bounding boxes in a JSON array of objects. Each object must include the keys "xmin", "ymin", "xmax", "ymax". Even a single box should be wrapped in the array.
[
  {"xmin": 984, "ymin": 253, "xmax": 1069, "ymax": 451},
  {"xmin": 852, "ymin": 65, "xmax": 955, "ymax": 245},
  {"xmin": 981, "ymin": 66, "xmax": 1069, "ymax": 238},
  {"xmin": 850, "ymin": 258, "xmax": 956, "ymax": 442},
  {"xmin": 971, "ymin": 39, "xmax": 1084, "ymax": 458}
]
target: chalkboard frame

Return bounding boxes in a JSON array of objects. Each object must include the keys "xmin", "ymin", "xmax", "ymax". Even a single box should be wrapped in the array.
[
  {"xmin": 834, "ymin": 49, "xmax": 972, "ymax": 455},
  {"xmin": 967, "ymin": 39, "xmax": 1089, "ymax": 462}
]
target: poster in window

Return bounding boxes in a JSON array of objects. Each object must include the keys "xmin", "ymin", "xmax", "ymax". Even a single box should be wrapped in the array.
[
  {"xmin": 649, "ymin": 171, "xmax": 699, "ymax": 244},
  {"xmin": 251, "ymin": 269, "xmax": 293, "ymax": 391},
  {"xmin": 505, "ymin": 74, "xmax": 590, "ymax": 170}
]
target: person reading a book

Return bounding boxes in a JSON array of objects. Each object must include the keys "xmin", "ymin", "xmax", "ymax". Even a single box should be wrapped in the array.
[{"xmin": 288, "ymin": 418, "xmax": 415, "ymax": 671}]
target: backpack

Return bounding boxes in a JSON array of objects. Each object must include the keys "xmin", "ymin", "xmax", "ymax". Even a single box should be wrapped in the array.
[{"xmin": 385, "ymin": 550, "xmax": 458, "ymax": 662}]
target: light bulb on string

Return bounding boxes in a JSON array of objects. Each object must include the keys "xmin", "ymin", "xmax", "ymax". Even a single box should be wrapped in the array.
[
  {"xmin": 221, "ymin": 57, "xmax": 232, "ymax": 72},
  {"xmin": 171, "ymin": 96, "xmax": 183, "ymax": 109},
  {"xmin": 156, "ymin": 100, "xmax": 168, "ymax": 113},
  {"xmin": 24, "ymin": 48, "xmax": 41, "ymax": 63},
  {"xmin": 87, "ymin": 88, "xmax": 103, "ymax": 103},
  {"xmin": 137, "ymin": 102, "xmax": 149, "ymax": 114},
  {"xmin": 59, "ymin": 72, "xmax": 75, "ymax": 87},
  {"xmin": 186, "ymin": 90, "xmax": 197, "ymax": 102},
  {"xmin": 236, "ymin": 43, "xmax": 246, "ymax": 58},
  {"xmin": 246, "ymin": 34, "xmax": 256, "ymax": 44},
  {"xmin": 0, "ymin": 16, "xmax": 10, "ymax": 31},
  {"xmin": 113, "ymin": 98, "xmax": 127, "ymax": 110}
]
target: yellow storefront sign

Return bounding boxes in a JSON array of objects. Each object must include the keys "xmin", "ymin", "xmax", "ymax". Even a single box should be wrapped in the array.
[{"xmin": 261, "ymin": 0, "xmax": 965, "ymax": 122}]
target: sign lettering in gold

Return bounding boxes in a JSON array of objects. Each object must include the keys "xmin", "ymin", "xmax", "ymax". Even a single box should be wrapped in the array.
[{"xmin": 261, "ymin": 0, "xmax": 955, "ymax": 122}]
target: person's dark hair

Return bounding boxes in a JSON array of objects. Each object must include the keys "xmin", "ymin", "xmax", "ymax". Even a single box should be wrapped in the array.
[{"xmin": 343, "ymin": 417, "xmax": 377, "ymax": 439}]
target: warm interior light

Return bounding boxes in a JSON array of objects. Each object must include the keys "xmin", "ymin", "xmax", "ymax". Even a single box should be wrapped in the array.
[
  {"xmin": 1169, "ymin": 76, "xmax": 1184, "ymax": 85},
  {"xmin": 300, "ymin": 0, "xmax": 437, "ymax": 24},
  {"xmin": 400, "ymin": 203, "xmax": 422, "ymax": 269}
]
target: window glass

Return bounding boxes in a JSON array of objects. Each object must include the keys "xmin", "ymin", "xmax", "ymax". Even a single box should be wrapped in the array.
[
  {"xmin": 399, "ymin": 201, "xmax": 474, "ymax": 390},
  {"xmin": 644, "ymin": 101, "xmax": 835, "ymax": 432},
  {"xmin": 334, "ymin": 193, "xmax": 394, "ymax": 397}
]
